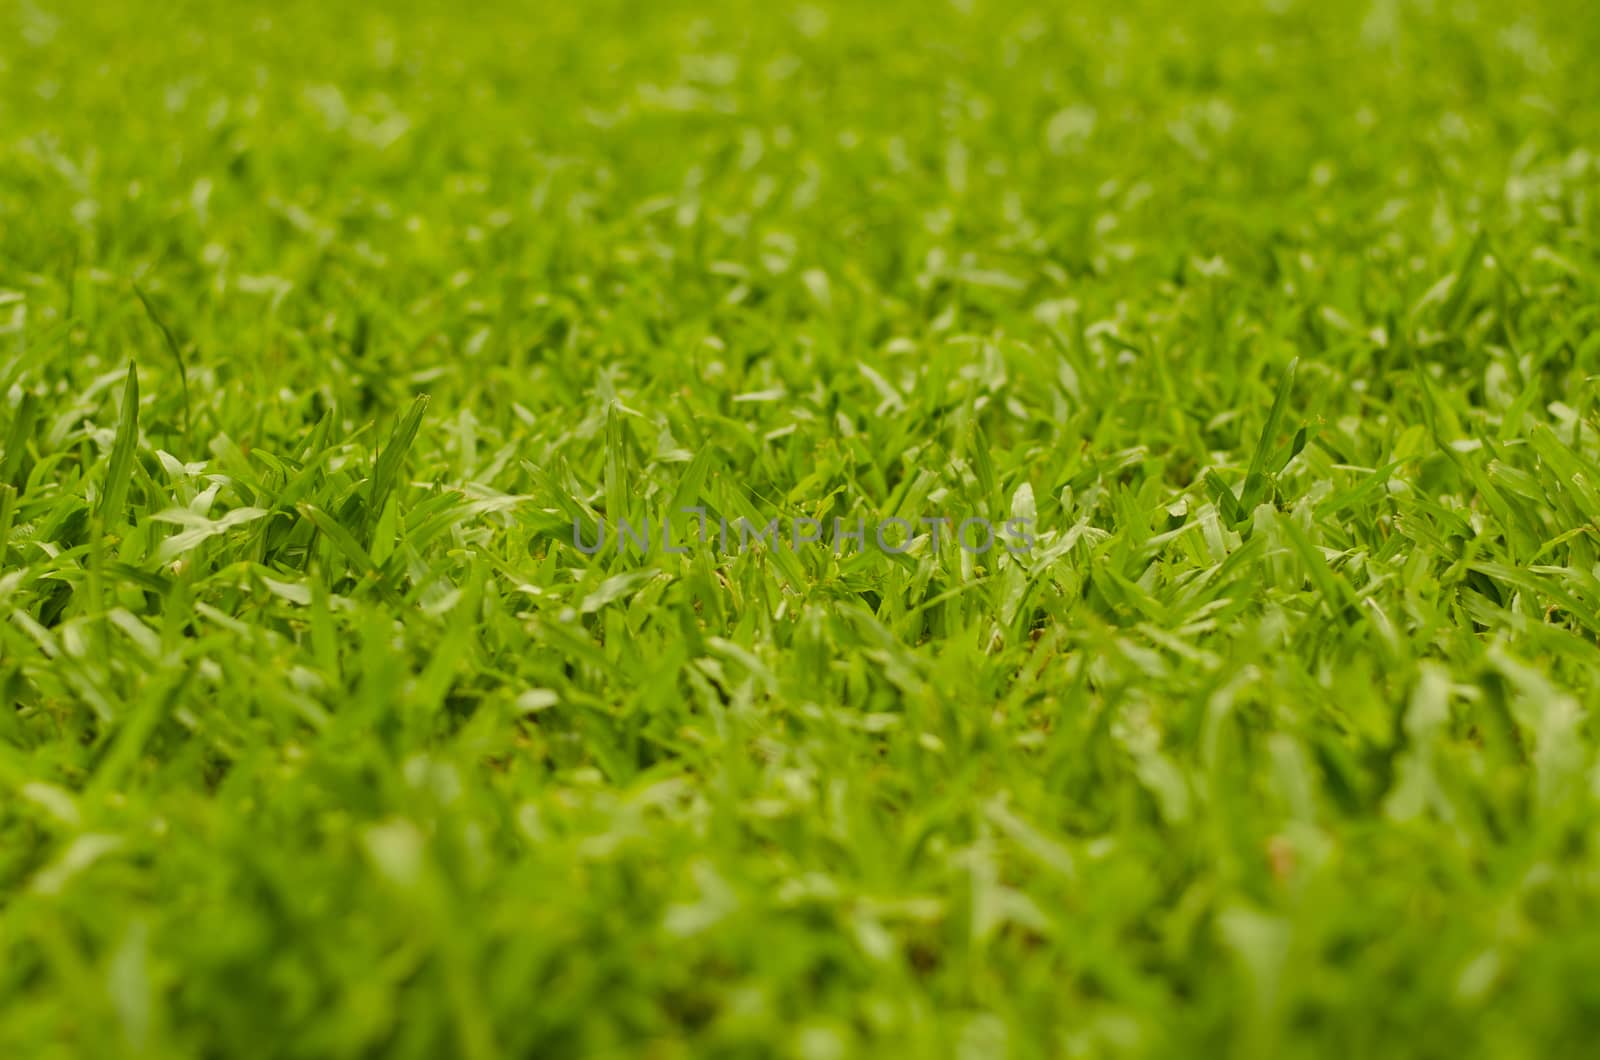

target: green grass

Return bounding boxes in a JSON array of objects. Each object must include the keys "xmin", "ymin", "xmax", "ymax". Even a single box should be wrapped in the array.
[{"xmin": 5, "ymin": 0, "xmax": 1600, "ymax": 1056}]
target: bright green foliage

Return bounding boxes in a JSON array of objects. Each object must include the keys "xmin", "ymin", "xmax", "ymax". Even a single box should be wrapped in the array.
[{"xmin": 5, "ymin": 1, "xmax": 1600, "ymax": 1056}]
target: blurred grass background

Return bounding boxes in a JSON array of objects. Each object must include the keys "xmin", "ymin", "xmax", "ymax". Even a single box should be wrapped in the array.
[{"xmin": 4, "ymin": 1, "xmax": 1600, "ymax": 1057}]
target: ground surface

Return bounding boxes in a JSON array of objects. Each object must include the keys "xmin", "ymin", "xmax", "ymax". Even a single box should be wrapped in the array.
[{"xmin": 4, "ymin": 1, "xmax": 1600, "ymax": 1056}]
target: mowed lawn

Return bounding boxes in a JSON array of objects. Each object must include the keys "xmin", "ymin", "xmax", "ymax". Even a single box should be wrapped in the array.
[{"xmin": 4, "ymin": 0, "xmax": 1600, "ymax": 1056}]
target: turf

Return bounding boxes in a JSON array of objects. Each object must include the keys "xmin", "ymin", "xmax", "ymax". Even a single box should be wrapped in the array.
[{"xmin": 5, "ymin": 0, "xmax": 1600, "ymax": 1056}]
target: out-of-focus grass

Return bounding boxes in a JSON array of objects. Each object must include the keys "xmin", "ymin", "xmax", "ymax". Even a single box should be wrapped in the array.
[{"xmin": 4, "ymin": 1, "xmax": 1600, "ymax": 1056}]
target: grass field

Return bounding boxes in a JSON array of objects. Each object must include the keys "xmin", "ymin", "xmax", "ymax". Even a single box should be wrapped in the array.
[{"xmin": 5, "ymin": 0, "xmax": 1600, "ymax": 1055}]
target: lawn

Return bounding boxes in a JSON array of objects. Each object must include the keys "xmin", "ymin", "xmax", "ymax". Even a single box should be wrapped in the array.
[{"xmin": 4, "ymin": 0, "xmax": 1600, "ymax": 1056}]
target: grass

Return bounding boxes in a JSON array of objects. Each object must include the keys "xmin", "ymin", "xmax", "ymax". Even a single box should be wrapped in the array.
[{"xmin": 4, "ymin": 0, "xmax": 1600, "ymax": 1055}]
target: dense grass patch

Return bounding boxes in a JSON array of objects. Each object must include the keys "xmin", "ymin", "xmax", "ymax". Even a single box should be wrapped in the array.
[{"xmin": 5, "ymin": 1, "xmax": 1600, "ymax": 1056}]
